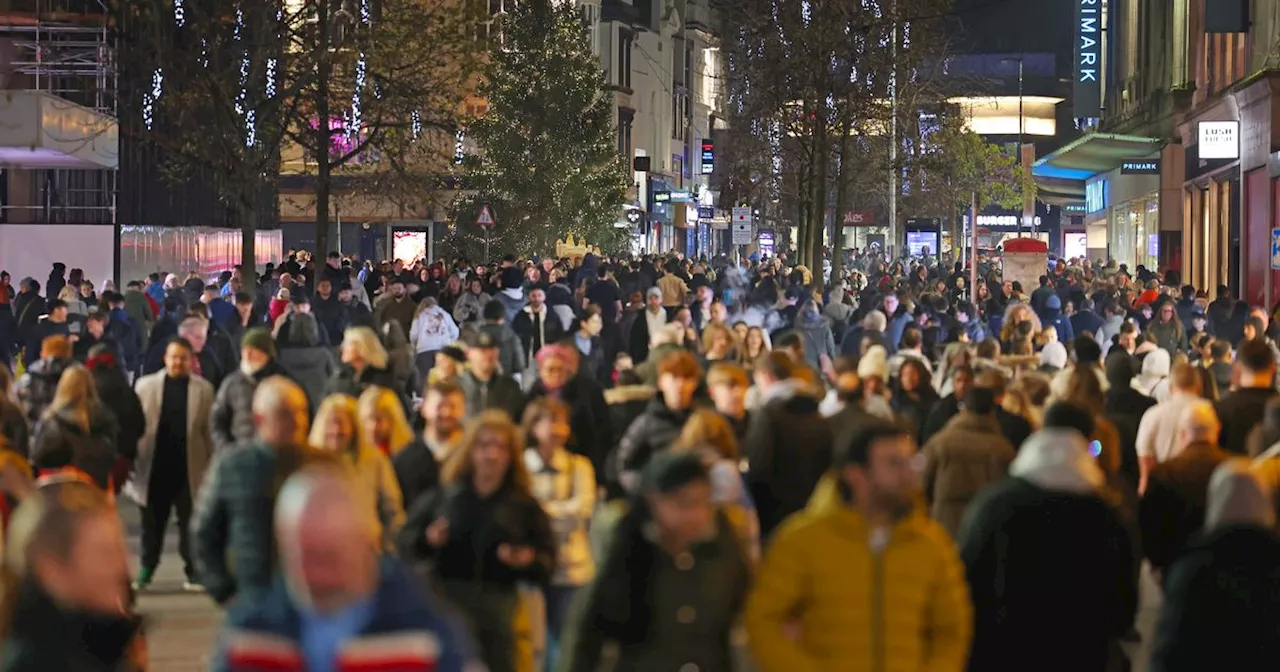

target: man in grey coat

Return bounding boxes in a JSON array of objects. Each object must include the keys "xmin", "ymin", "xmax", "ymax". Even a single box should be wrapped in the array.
[{"xmin": 210, "ymin": 327, "xmax": 292, "ymax": 455}]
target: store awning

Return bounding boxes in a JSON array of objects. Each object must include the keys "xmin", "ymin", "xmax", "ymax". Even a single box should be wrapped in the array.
[{"xmin": 1032, "ymin": 132, "xmax": 1164, "ymax": 206}]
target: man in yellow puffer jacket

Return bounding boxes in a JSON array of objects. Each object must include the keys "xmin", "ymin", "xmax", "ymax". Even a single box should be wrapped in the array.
[{"xmin": 746, "ymin": 423, "xmax": 972, "ymax": 672}]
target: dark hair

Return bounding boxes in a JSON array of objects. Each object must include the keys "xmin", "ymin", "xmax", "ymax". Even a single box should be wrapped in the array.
[
  {"xmin": 1237, "ymin": 339, "xmax": 1275, "ymax": 373},
  {"xmin": 1209, "ymin": 339, "xmax": 1232, "ymax": 360},
  {"xmin": 976, "ymin": 338, "xmax": 1000, "ymax": 359},
  {"xmin": 45, "ymin": 299, "xmax": 67, "ymax": 312},
  {"xmin": 1119, "ymin": 321, "xmax": 1138, "ymax": 335},
  {"xmin": 1245, "ymin": 316, "xmax": 1267, "ymax": 341},
  {"xmin": 1072, "ymin": 335, "xmax": 1102, "ymax": 365},
  {"xmin": 482, "ymin": 300, "xmax": 506, "ymax": 321},
  {"xmin": 774, "ymin": 331, "xmax": 803, "ymax": 351},
  {"xmin": 167, "ymin": 337, "xmax": 195, "ymax": 355},
  {"xmin": 86, "ymin": 312, "xmax": 106, "ymax": 324},
  {"xmin": 234, "ymin": 292, "xmax": 254, "ymax": 307},
  {"xmin": 1043, "ymin": 401, "xmax": 1096, "ymax": 438},
  {"xmin": 900, "ymin": 326, "xmax": 923, "ymax": 350},
  {"xmin": 836, "ymin": 422, "xmax": 908, "ymax": 468},
  {"xmin": 756, "ymin": 351, "xmax": 796, "ymax": 380},
  {"xmin": 963, "ymin": 387, "xmax": 997, "ymax": 415}
]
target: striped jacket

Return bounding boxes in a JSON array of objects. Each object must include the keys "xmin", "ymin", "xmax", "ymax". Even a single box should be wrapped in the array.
[{"xmin": 213, "ymin": 557, "xmax": 478, "ymax": 672}]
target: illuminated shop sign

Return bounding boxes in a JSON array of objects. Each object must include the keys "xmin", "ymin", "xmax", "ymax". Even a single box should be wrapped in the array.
[{"xmin": 1074, "ymin": 0, "xmax": 1102, "ymax": 117}]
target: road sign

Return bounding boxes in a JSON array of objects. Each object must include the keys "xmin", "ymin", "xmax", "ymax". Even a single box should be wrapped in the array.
[
  {"xmin": 732, "ymin": 222, "xmax": 753, "ymax": 245},
  {"xmin": 732, "ymin": 207, "xmax": 752, "ymax": 225},
  {"xmin": 475, "ymin": 204, "xmax": 496, "ymax": 229},
  {"xmin": 1272, "ymin": 229, "xmax": 1280, "ymax": 270}
]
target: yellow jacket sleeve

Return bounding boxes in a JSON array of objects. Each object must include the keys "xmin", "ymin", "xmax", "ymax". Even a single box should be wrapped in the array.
[
  {"xmin": 744, "ymin": 524, "xmax": 822, "ymax": 670},
  {"xmin": 922, "ymin": 535, "xmax": 974, "ymax": 672}
]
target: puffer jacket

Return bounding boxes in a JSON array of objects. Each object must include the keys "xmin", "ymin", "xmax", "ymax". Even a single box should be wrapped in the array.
[
  {"xmin": 794, "ymin": 310, "xmax": 836, "ymax": 372},
  {"xmin": 451, "ymin": 289, "xmax": 492, "ymax": 325},
  {"xmin": 210, "ymin": 359, "xmax": 292, "ymax": 455},
  {"xmin": 744, "ymin": 380, "xmax": 834, "ymax": 539},
  {"xmin": 610, "ymin": 397, "xmax": 691, "ymax": 494},
  {"xmin": 1145, "ymin": 318, "xmax": 1188, "ymax": 354},
  {"xmin": 30, "ymin": 407, "xmax": 120, "ymax": 489},
  {"xmin": 745, "ymin": 475, "xmax": 973, "ymax": 672},
  {"xmin": 921, "ymin": 412, "xmax": 1016, "ymax": 538}
]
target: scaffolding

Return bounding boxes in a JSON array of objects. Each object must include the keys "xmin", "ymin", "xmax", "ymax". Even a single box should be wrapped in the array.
[{"xmin": 0, "ymin": 0, "xmax": 117, "ymax": 224}]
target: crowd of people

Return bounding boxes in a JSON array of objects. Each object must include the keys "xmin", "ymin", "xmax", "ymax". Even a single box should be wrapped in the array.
[{"xmin": 0, "ymin": 248, "xmax": 1278, "ymax": 671}]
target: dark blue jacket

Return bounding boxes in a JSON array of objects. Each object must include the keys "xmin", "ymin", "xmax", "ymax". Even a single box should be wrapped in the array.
[
  {"xmin": 1069, "ymin": 309, "xmax": 1105, "ymax": 341},
  {"xmin": 884, "ymin": 309, "xmax": 913, "ymax": 354},
  {"xmin": 1042, "ymin": 296, "xmax": 1075, "ymax": 343},
  {"xmin": 105, "ymin": 308, "xmax": 143, "ymax": 372},
  {"xmin": 213, "ymin": 557, "xmax": 476, "ymax": 672}
]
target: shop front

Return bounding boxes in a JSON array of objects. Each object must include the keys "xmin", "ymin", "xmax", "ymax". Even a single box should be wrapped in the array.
[{"xmin": 1084, "ymin": 165, "xmax": 1162, "ymax": 271}]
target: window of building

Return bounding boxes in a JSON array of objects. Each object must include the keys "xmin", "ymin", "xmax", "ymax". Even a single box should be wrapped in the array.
[
  {"xmin": 617, "ymin": 29, "xmax": 633, "ymax": 89},
  {"xmin": 617, "ymin": 107, "xmax": 634, "ymax": 162}
]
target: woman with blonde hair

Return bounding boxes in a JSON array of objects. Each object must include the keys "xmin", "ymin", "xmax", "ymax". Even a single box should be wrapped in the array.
[
  {"xmin": 309, "ymin": 395, "xmax": 405, "ymax": 547},
  {"xmin": 0, "ymin": 366, "xmax": 28, "ymax": 458},
  {"xmin": 672, "ymin": 408, "xmax": 759, "ymax": 559},
  {"xmin": 357, "ymin": 386, "xmax": 415, "ymax": 457},
  {"xmin": 700, "ymin": 322, "xmax": 737, "ymax": 366},
  {"xmin": 56, "ymin": 284, "xmax": 88, "ymax": 318},
  {"xmin": 521, "ymin": 398, "xmax": 595, "ymax": 670},
  {"xmin": 30, "ymin": 366, "xmax": 119, "ymax": 489},
  {"xmin": 327, "ymin": 326, "xmax": 400, "ymax": 402},
  {"xmin": 398, "ymin": 410, "xmax": 554, "ymax": 672},
  {"xmin": 739, "ymin": 326, "xmax": 771, "ymax": 369}
]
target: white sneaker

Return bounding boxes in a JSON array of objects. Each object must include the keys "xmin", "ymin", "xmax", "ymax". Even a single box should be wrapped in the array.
[{"xmin": 182, "ymin": 581, "xmax": 204, "ymax": 593}]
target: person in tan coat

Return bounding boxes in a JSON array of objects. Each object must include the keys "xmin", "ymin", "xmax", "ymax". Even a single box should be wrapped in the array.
[
  {"xmin": 922, "ymin": 387, "xmax": 1016, "ymax": 537},
  {"xmin": 124, "ymin": 338, "xmax": 216, "ymax": 591}
]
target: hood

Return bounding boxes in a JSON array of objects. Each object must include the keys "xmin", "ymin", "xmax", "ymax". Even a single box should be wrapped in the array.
[
  {"xmin": 1132, "ymin": 348, "xmax": 1171, "ymax": 394},
  {"xmin": 1040, "ymin": 342, "xmax": 1068, "ymax": 369},
  {"xmin": 500, "ymin": 286, "xmax": 524, "ymax": 301},
  {"xmin": 1207, "ymin": 460, "xmax": 1275, "ymax": 530},
  {"xmin": 1009, "ymin": 428, "xmax": 1105, "ymax": 494}
]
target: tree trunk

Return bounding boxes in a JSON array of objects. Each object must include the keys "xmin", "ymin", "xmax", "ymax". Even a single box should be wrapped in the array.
[
  {"xmin": 831, "ymin": 122, "xmax": 851, "ymax": 281},
  {"xmin": 240, "ymin": 204, "xmax": 257, "ymax": 274},
  {"xmin": 314, "ymin": 0, "xmax": 333, "ymax": 256},
  {"xmin": 810, "ymin": 121, "xmax": 828, "ymax": 280}
]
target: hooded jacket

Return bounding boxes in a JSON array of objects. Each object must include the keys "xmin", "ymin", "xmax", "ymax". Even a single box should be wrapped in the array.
[
  {"xmin": 1040, "ymin": 294, "xmax": 1075, "ymax": 343},
  {"xmin": 794, "ymin": 308, "xmax": 836, "ymax": 372},
  {"xmin": 1148, "ymin": 463, "xmax": 1280, "ymax": 672},
  {"xmin": 958, "ymin": 429, "xmax": 1137, "ymax": 672},
  {"xmin": 1133, "ymin": 347, "xmax": 1171, "ymax": 399}
]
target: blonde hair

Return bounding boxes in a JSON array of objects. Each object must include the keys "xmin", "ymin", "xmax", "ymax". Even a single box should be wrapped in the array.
[
  {"xmin": 700, "ymin": 323, "xmax": 735, "ymax": 355},
  {"xmin": 309, "ymin": 395, "xmax": 376, "ymax": 459},
  {"xmin": 57, "ymin": 286, "xmax": 79, "ymax": 303},
  {"xmin": 673, "ymin": 408, "xmax": 740, "ymax": 460},
  {"xmin": 43, "ymin": 366, "xmax": 99, "ymax": 432},
  {"xmin": 442, "ymin": 410, "xmax": 531, "ymax": 493},
  {"xmin": 342, "ymin": 326, "xmax": 389, "ymax": 370},
  {"xmin": 357, "ymin": 386, "xmax": 414, "ymax": 455}
]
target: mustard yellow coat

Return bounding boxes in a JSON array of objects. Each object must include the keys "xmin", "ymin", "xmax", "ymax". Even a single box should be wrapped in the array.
[{"xmin": 745, "ymin": 476, "xmax": 972, "ymax": 672}]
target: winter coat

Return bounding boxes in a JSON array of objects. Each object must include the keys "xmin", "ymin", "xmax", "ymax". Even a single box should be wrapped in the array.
[
  {"xmin": 104, "ymin": 309, "xmax": 143, "ymax": 372},
  {"xmin": 326, "ymin": 363, "xmax": 407, "ymax": 413},
  {"xmin": 122, "ymin": 290, "xmax": 155, "ymax": 338},
  {"xmin": 957, "ymin": 431, "xmax": 1138, "ymax": 672},
  {"xmin": 922, "ymin": 412, "xmax": 1016, "ymax": 538},
  {"xmin": 0, "ymin": 579, "xmax": 141, "ymax": 672},
  {"xmin": 392, "ymin": 438, "xmax": 442, "ymax": 510},
  {"xmin": 1138, "ymin": 441, "xmax": 1227, "ymax": 574},
  {"xmin": 526, "ymin": 373, "xmax": 614, "ymax": 479},
  {"xmin": 561, "ymin": 506, "xmax": 748, "ymax": 672},
  {"xmin": 1148, "ymin": 526, "xmax": 1280, "ymax": 672},
  {"xmin": 336, "ymin": 443, "xmax": 406, "ymax": 549},
  {"xmin": 1069, "ymin": 309, "xmax": 1105, "ymax": 343},
  {"xmin": 192, "ymin": 441, "xmax": 316, "ymax": 604},
  {"xmin": 611, "ymin": 398, "xmax": 692, "ymax": 494},
  {"xmin": 603, "ymin": 385, "xmax": 655, "ymax": 445},
  {"xmin": 452, "ymin": 290, "xmax": 492, "ymax": 325},
  {"xmin": 89, "ymin": 365, "xmax": 144, "ymax": 466},
  {"xmin": 212, "ymin": 557, "xmax": 476, "ymax": 672},
  {"xmin": 457, "ymin": 370, "xmax": 526, "ymax": 423},
  {"xmin": 1216, "ymin": 386, "xmax": 1277, "ymax": 455},
  {"xmin": 374, "ymin": 296, "xmax": 417, "ymax": 339},
  {"xmin": 744, "ymin": 380, "xmax": 834, "ymax": 539},
  {"xmin": 884, "ymin": 308, "xmax": 913, "ymax": 353},
  {"xmin": 0, "ymin": 400, "xmax": 29, "ymax": 458},
  {"xmin": 16, "ymin": 356, "xmax": 73, "ymax": 427},
  {"xmin": 1040, "ymin": 298, "xmax": 1075, "ymax": 343},
  {"xmin": 745, "ymin": 476, "xmax": 972, "ymax": 672},
  {"xmin": 409, "ymin": 305, "xmax": 459, "ymax": 354},
  {"xmin": 30, "ymin": 407, "xmax": 120, "ymax": 489},
  {"xmin": 210, "ymin": 360, "xmax": 291, "ymax": 455},
  {"xmin": 480, "ymin": 322, "xmax": 526, "ymax": 378},
  {"xmin": 1145, "ymin": 318, "xmax": 1188, "ymax": 354},
  {"xmin": 495, "ymin": 287, "xmax": 526, "ymax": 324},
  {"xmin": 511, "ymin": 305, "xmax": 567, "ymax": 361},
  {"xmin": 123, "ymin": 372, "xmax": 215, "ymax": 508},
  {"xmin": 794, "ymin": 310, "xmax": 836, "ymax": 372}
]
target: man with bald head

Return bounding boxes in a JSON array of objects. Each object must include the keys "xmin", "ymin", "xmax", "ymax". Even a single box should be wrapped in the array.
[
  {"xmin": 192, "ymin": 376, "xmax": 315, "ymax": 605},
  {"xmin": 215, "ymin": 465, "xmax": 476, "ymax": 671},
  {"xmin": 1138, "ymin": 400, "xmax": 1229, "ymax": 579}
]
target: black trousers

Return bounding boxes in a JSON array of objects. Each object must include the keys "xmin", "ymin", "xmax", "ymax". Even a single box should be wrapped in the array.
[{"xmin": 140, "ymin": 476, "xmax": 195, "ymax": 580}]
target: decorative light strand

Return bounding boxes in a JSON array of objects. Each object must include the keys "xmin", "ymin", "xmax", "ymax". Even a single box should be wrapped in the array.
[
  {"xmin": 174, "ymin": 0, "xmax": 185, "ymax": 26},
  {"xmin": 411, "ymin": 110, "xmax": 422, "ymax": 139},
  {"xmin": 265, "ymin": 57, "xmax": 277, "ymax": 97},
  {"xmin": 142, "ymin": 67, "xmax": 163, "ymax": 130}
]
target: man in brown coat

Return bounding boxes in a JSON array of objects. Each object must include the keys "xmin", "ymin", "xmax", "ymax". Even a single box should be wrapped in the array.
[{"xmin": 922, "ymin": 387, "xmax": 1016, "ymax": 537}]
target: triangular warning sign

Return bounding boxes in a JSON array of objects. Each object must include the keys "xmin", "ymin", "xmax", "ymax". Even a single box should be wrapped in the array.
[{"xmin": 475, "ymin": 204, "xmax": 496, "ymax": 227}]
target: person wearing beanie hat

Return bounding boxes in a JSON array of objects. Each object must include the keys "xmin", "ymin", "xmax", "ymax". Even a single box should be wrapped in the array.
[
  {"xmin": 561, "ymin": 450, "xmax": 749, "ymax": 672},
  {"xmin": 959, "ymin": 424, "xmax": 1137, "ymax": 672},
  {"xmin": 855, "ymin": 345, "xmax": 894, "ymax": 421},
  {"xmin": 1149, "ymin": 460, "xmax": 1280, "ymax": 672},
  {"xmin": 209, "ymin": 326, "xmax": 288, "ymax": 455},
  {"xmin": 1038, "ymin": 341, "xmax": 1068, "ymax": 373}
]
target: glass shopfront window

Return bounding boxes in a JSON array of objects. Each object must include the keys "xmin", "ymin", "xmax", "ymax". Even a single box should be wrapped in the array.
[{"xmin": 1107, "ymin": 194, "xmax": 1159, "ymax": 269}]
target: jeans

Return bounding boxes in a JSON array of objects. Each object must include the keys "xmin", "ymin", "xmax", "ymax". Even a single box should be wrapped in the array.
[{"xmin": 543, "ymin": 585, "xmax": 579, "ymax": 672}]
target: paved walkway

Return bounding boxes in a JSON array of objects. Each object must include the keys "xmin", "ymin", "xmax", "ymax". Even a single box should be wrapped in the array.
[{"xmin": 120, "ymin": 502, "xmax": 222, "ymax": 671}]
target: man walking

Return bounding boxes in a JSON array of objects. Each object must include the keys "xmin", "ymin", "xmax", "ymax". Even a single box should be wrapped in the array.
[{"xmin": 126, "ymin": 338, "xmax": 216, "ymax": 591}]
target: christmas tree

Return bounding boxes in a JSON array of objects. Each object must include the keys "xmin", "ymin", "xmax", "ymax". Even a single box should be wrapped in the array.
[{"xmin": 451, "ymin": 0, "xmax": 629, "ymax": 258}]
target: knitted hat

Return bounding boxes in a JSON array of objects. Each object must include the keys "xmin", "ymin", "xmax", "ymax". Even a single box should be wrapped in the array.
[
  {"xmin": 241, "ymin": 326, "xmax": 277, "ymax": 358},
  {"xmin": 501, "ymin": 267, "xmax": 523, "ymax": 290},
  {"xmin": 857, "ymin": 345, "xmax": 889, "ymax": 380}
]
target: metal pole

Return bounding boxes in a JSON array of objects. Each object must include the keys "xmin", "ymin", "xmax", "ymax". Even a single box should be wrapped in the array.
[
  {"xmin": 970, "ymin": 191, "xmax": 979, "ymax": 302},
  {"xmin": 484, "ymin": 227, "xmax": 490, "ymax": 262}
]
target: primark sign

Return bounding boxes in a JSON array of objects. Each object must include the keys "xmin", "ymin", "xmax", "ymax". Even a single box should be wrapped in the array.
[{"xmin": 1074, "ymin": 0, "xmax": 1102, "ymax": 118}]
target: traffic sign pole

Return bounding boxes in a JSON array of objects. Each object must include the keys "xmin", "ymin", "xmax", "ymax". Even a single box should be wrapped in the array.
[{"xmin": 475, "ymin": 204, "xmax": 496, "ymax": 260}]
